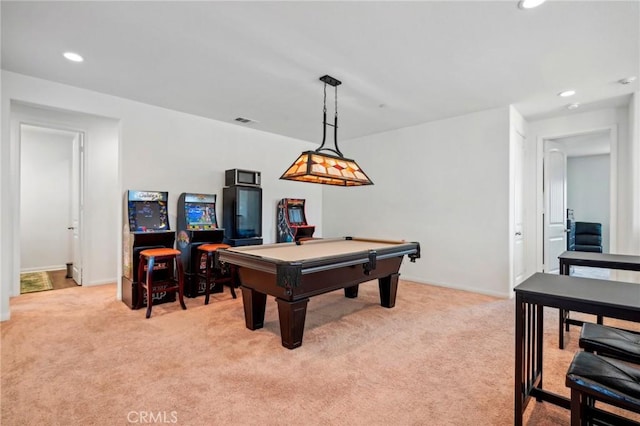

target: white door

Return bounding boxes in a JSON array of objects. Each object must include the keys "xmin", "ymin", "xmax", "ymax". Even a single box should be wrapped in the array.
[
  {"xmin": 512, "ymin": 130, "xmax": 525, "ymax": 285},
  {"xmin": 70, "ymin": 133, "xmax": 83, "ymax": 284},
  {"xmin": 544, "ymin": 140, "xmax": 567, "ymax": 274}
]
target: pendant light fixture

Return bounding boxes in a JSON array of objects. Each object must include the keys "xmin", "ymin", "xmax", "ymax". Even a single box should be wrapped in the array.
[{"xmin": 280, "ymin": 75, "xmax": 373, "ymax": 187}]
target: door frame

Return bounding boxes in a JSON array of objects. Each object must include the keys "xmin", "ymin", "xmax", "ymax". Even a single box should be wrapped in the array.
[
  {"xmin": 536, "ymin": 124, "xmax": 618, "ymax": 272},
  {"xmin": 13, "ymin": 121, "xmax": 85, "ymax": 295}
]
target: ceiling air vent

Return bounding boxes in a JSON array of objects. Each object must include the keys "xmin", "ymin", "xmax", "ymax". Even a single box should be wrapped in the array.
[{"xmin": 234, "ymin": 117, "xmax": 257, "ymax": 124}]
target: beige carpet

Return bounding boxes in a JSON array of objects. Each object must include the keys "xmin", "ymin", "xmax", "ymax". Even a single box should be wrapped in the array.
[{"xmin": 1, "ymin": 280, "xmax": 638, "ymax": 425}]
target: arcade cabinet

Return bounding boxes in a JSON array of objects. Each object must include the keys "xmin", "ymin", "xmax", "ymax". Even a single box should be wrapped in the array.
[
  {"xmin": 121, "ymin": 190, "xmax": 176, "ymax": 309},
  {"xmin": 276, "ymin": 198, "xmax": 315, "ymax": 242},
  {"xmin": 176, "ymin": 192, "xmax": 230, "ymax": 298},
  {"xmin": 222, "ymin": 169, "xmax": 263, "ymax": 246}
]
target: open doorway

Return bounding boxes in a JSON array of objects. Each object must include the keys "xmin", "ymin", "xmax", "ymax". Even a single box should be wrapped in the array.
[
  {"xmin": 19, "ymin": 124, "xmax": 83, "ymax": 293},
  {"xmin": 541, "ymin": 127, "xmax": 616, "ymax": 276}
]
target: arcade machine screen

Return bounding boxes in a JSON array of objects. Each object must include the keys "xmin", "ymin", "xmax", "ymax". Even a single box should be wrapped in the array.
[
  {"xmin": 186, "ymin": 203, "xmax": 216, "ymax": 230},
  {"xmin": 134, "ymin": 202, "xmax": 163, "ymax": 231},
  {"xmin": 288, "ymin": 207, "xmax": 304, "ymax": 224}
]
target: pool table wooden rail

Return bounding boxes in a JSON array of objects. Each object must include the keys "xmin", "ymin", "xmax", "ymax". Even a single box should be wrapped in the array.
[{"xmin": 218, "ymin": 237, "xmax": 419, "ymax": 295}]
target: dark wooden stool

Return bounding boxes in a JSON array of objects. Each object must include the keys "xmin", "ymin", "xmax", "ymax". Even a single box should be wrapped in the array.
[
  {"xmin": 580, "ymin": 322, "xmax": 640, "ymax": 364},
  {"xmin": 197, "ymin": 243, "xmax": 235, "ymax": 304},
  {"xmin": 136, "ymin": 248, "xmax": 186, "ymax": 318},
  {"xmin": 566, "ymin": 351, "xmax": 640, "ymax": 426}
]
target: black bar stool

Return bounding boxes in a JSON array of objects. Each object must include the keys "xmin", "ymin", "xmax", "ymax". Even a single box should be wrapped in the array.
[
  {"xmin": 580, "ymin": 322, "xmax": 640, "ymax": 364},
  {"xmin": 566, "ymin": 351, "xmax": 640, "ymax": 426}
]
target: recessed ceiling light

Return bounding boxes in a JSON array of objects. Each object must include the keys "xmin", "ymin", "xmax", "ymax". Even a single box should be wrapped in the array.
[
  {"xmin": 518, "ymin": 0, "xmax": 546, "ymax": 9},
  {"xmin": 567, "ymin": 103, "xmax": 580, "ymax": 110},
  {"xmin": 618, "ymin": 76, "xmax": 637, "ymax": 85},
  {"xmin": 63, "ymin": 52, "xmax": 84, "ymax": 62},
  {"xmin": 558, "ymin": 90, "xmax": 576, "ymax": 97}
]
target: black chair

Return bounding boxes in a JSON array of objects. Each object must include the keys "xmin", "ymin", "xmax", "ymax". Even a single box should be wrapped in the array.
[
  {"xmin": 566, "ymin": 351, "xmax": 640, "ymax": 426},
  {"xmin": 574, "ymin": 221, "xmax": 603, "ymax": 253},
  {"xmin": 580, "ymin": 323, "xmax": 640, "ymax": 364}
]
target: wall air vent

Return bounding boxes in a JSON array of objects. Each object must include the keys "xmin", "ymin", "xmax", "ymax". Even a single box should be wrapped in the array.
[{"xmin": 234, "ymin": 117, "xmax": 258, "ymax": 124}]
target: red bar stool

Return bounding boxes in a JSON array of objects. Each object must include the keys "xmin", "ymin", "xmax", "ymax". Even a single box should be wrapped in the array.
[
  {"xmin": 197, "ymin": 243, "xmax": 235, "ymax": 304},
  {"xmin": 136, "ymin": 248, "xmax": 187, "ymax": 318}
]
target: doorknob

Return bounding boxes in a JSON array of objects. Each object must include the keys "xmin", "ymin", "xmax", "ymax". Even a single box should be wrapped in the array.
[
  {"xmin": 67, "ymin": 227, "xmax": 75, "ymax": 230},
  {"xmin": 515, "ymin": 232, "xmax": 522, "ymax": 236}
]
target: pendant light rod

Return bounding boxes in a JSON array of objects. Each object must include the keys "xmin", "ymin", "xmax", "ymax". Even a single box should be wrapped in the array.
[{"xmin": 316, "ymin": 75, "xmax": 343, "ymax": 157}]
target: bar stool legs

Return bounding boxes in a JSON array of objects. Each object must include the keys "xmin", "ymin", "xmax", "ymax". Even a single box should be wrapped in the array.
[
  {"xmin": 197, "ymin": 243, "xmax": 234, "ymax": 305},
  {"xmin": 136, "ymin": 248, "xmax": 186, "ymax": 318}
]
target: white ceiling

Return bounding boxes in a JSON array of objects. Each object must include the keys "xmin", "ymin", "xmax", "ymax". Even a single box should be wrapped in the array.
[
  {"xmin": 2, "ymin": 1, "xmax": 638, "ymax": 143},
  {"xmin": 551, "ymin": 130, "xmax": 611, "ymax": 157}
]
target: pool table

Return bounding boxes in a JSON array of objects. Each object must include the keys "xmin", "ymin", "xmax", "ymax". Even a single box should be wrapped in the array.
[{"xmin": 217, "ymin": 237, "xmax": 420, "ymax": 349}]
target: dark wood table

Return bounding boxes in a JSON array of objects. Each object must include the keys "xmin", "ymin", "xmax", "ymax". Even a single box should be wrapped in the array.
[
  {"xmin": 558, "ymin": 251, "xmax": 640, "ymax": 348},
  {"xmin": 514, "ymin": 272, "xmax": 640, "ymax": 426},
  {"xmin": 217, "ymin": 237, "xmax": 420, "ymax": 349}
]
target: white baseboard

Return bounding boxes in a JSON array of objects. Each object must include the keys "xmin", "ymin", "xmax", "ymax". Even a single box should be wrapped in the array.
[
  {"xmin": 400, "ymin": 275, "xmax": 511, "ymax": 299},
  {"xmin": 83, "ymin": 278, "xmax": 117, "ymax": 287},
  {"xmin": 20, "ymin": 265, "xmax": 66, "ymax": 273}
]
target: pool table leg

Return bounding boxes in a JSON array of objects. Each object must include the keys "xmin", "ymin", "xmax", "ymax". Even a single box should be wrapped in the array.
[
  {"xmin": 344, "ymin": 285, "xmax": 359, "ymax": 298},
  {"xmin": 241, "ymin": 286, "xmax": 267, "ymax": 330},
  {"xmin": 379, "ymin": 273, "xmax": 400, "ymax": 308},
  {"xmin": 276, "ymin": 298, "xmax": 309, "ymax": 350}
]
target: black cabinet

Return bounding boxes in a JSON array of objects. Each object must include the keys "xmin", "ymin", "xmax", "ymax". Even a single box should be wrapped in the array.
[{"xmin": 223, "ymin": 185, "xmax": 263, "ymax": 246}]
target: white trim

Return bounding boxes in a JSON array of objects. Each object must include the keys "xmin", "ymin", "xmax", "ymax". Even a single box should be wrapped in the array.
[
  {"xmin": 609, "ymin": 125, "xmax": 619, "ymax": 252},
  {"xmin": 13, "ymin": 116, "xmax": 87, "ymax": 298},
  {"xmin": 116, "ymin": 122, "xmax": 124, "ymax": 301},
  {"xmin": 20, "ymin": 266, "xmax": 66, "ymax": 273},
  {"xmin": 85, "ymin": 278, "xmax": 117, "ymax": 287},
  {"xmin": 401, "ymin": 275, "xmax": 511, "ymax": 299},
  {"xmin": 536, "ymin": 124, "xmax": 618, "ymax": 271}
]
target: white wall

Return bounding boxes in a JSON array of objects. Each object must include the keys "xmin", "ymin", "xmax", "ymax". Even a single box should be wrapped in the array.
[
  {"xmin": 20, "ymin": 127, "xmax": 75, "ymax": 271},
  {"xmin": 525, "ymin": 104, "xmax": 638, "ymax": 276},
  {"xmin": 567, "ymin": 154, "xmax": 610, "ymax": 252},
  {"xmin": 1, "ymin": 70, "xmax": 323, "ymax": 321},
  {"xmin": 323, "ymin": 107, "xmax": 512, "ymax": 297}
]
